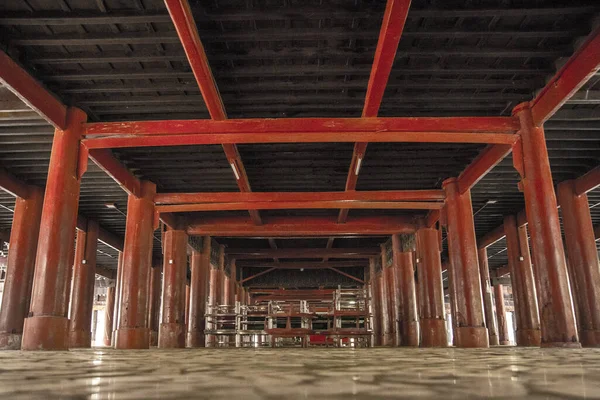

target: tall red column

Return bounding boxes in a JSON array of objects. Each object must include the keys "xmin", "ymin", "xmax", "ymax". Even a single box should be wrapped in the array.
[
  {"xmin": 444, "ymin": 260, "xmax": 459, "ymax": 346},
  {"xmin": 369, "ymin": 258, "xmax": 382, "ymax": 346},
  {"xmin": 229, "ymin": 260, "xmax": 237, "ymax": 305},
  {"xmin": 148, "ymin": 264, "xmax": 162, "ymax": 346},
  {"xmin": 494, "ymin": 283, "xmax": 510, "ymax": 345},
  {"xmin": 207, "ymin": 244, "xmax": 219, "ymax": 347},
  {"xmin": 103, "ymin": 284, "xmax": 116, "ymax": 346},
  {"xmin": 187, "ymin": 236, "xmax": 210, "ymax": 347},
  {"xmin": 392, "ymin": 234, "xmax": 419, "ymax": 346},
  {"xmin": 504, "ymin": 215, "xmax": 541, "ymax": 346},
  {"xmin": 115, "ymin": 181, "xmax": 156, "ymax": 349},
  {"xmin": 381, "ymin": 243, "xmax": 398, "ymax": 346},
  {"xmin": 443, "ymin": 178, "xmax": 489, "ymax": 348},
  {"xmin": 0, "ymin": 187, "xmax": 43, "ymax": 349},
  {"xmin": 478, "ymin": 248, "xmax": 499, "ymax": 346},
  {"xmin": 158, "ymin": 229, "xmax": 188, "ymax": 348},
  {"xmin": 69, "ymin": 221, "xmax": 99, "ymax": 348},
  {"xmin": 513, "ymin": 102, "xmax": 579, "ymax": 347},
  {"xmin": 218, "ymin": 245, "xmax": 226, "ymax": 305},
  {"xmin": 378, "ymin": 257, "xmax": 391, "ymax": 346},
  {"xmin": 22, "ymin": 108, "xmax": 86, "ymax": 351},
  {"xmin": 185, "ymin": 283, "xmax": 191, "ymax": 326},
  {"xmin": 416, "ymin": 227, "xmax": 448, "ymax": 347},
  {"xmin": 558, "ymin": 180, "xmax": 600, "ymax": 347}
]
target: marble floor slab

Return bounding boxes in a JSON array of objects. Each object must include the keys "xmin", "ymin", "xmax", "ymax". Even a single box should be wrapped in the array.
[{"xmin": 0, "ymin": 347, "xmax": 599, "ymax": 399}]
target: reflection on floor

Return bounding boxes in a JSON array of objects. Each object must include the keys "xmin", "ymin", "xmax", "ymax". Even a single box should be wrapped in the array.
[{"xmin": 0, "ymin": 347, "xmax": 599, "ymax": 399}]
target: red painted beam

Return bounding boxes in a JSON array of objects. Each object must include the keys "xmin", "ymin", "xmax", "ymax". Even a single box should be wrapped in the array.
[
  {"xmin": 531, "ymin": 25, "xmax": 600, "ymax": 126},
  {"xmin": 186, "ymin": 215, "xmax": 415, "ymax": 237},
  {"xmin": 155, "ymin": 190, "xmax": 445, "ymax": 204},
  {"xmin": 0, "ymin": 50, "xmax": 67, "ymax": 129},
  {"xmin": 165, "ymin": 0, "xmax": 260, "ymax": 225},
  {"xmin": 76, "ymin": 215, "xmax": 123, "ymax": 252},
  {"xmin": 457, "ymin": 144, "xmax": 514, "ymax": 194},
  {"xmin": 85, "ymin": 117, "xmax": 518, "ymax": 136},
  {"xmin": 156, "ymin": 200, "xmax": 442, "ymax": 213},
  {"xmin": 227, "ymin": 248, "xmax": 381, "ymax": 259},
  {"xmin": 240, "ymin": 267, "xmax": 277, "ymax": 284},
  {"xmin": 237, "ymin": 261, "xmax": 368, "ymax": 268},
  {"xmin": 328, "ymin": 267, "xmax": 364, "ymax": 284},
  {"xmin": 0, "ymin": 168, "xmax": 31, "ymax": 198},
  {"xmin": 341, "ymin": 0, "xmax": 412, "ymax": 223},
  {"xmin": 574, "ymin": 166, "xmax": 600, "ymax": 195},
  {"xmin": 87, "ymin": 149, "xmax": 141, "ymax": 198},
  {"xmin": 478, "ymin": 224, "xmax": 506, "ymax": 249},
  {"xmin": 82, "ymin": 130, "xmax": 517, "ymax": 149},
  {"xmin": 164, "ymin": 0, "xmax": 226, "ymax": 120}
]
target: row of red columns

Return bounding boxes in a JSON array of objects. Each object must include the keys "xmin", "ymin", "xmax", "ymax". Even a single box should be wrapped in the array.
[{"xmin": 1, "ymin": 100, "xmax": 596, "ymax": 349}]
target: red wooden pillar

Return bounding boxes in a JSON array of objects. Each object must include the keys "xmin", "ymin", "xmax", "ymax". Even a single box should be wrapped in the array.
[
  {"xmin": 504, "ymin": 215, "xmax": 541, "ymax": 346},
  {"xmin": 494, "ymin": 283, "xmax": 510, "ymax": 345},
  {"xmin": 103, "ymin": 284, "xmax": 116, "ymax": 346},
  {"xmin": 158, "ymin": 228, "xmax": 188, "ymax": 348},
  {"xmin": 443, "ymin": 178, "xmax": 489, "ymax": 348},
  {"xmin": 218, "ymin": 245, "xmax": 226, "ymax": 305},
  {"xmin": 369, "ymin": 258, "xmax": 382, "ymax": 346},
  {"xmin": 230, "ymin": 259, "xmax": 237, "ymax": 305},
  {"xmin": 207, "ymin": 244, "xmax": 219, "ymax": 347},
  {"xmin": 21, "ymin": 108, "xmax": 87, "ymax": 351},
  {"xmin": 443, "ymin": 260, "xmax": 459, "ymax": 346},
  {"xmin": 416, "ymin": 227, "xmax": 448, "ymax": 347},
  {"xmin": 478, "ymin": 248, "xmax": 499, "ymax": 346},
  {"xmin": 115, "ymin": 181, "xmax": 156, "ymax": 349},
  {"xmin": 112, "ymin": 251, "xmax": 124, "ymax": 346},
  {"xmin": 185, "ymin": 283, "xmax": 191, "ymax": 326},
  {"xmin": 148, "ymin": 264, "xmax": 162, "ymax": 346},
  {"xmin": 69, "ymin": 220, "xmax": 99, "ymax": 348},
  {"xmin": 558, "ymin": 180, "xmax": 600, "ymax": 347},
  {"xmin": 392, "ymin": 234, "xmax": 419, "ymax": 346},
  {"xmin": 187, "ymin": 237, "xmax": 210, "ymax": 347},
  {"xmin": 378, "ymin": 256, "xmax": 391, "ymax": 346},
  {"xmin": 381, "ymin": 243, "xmax": 398, "ymax": 346},
  {"xmin": 513, "ymin": 102, "xmax": 579, "ymax": 347},
  {"xmin": 0, "ymin": 187, "xmax": 43, "ymax": 350}
]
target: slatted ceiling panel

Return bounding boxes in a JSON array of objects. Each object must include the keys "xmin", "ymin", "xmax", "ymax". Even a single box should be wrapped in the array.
[
  {"xmin": 0, "ymin": 193, "xmax": 15, "ymax": 230},
  {"xmin": 347, "ymin": 209, "xmax": 424, "ymax": 218},
  {"xmin": 96, "ymin": 241, "xmax": 120, "ymax": 269},
  {"xmin": 332, "ymin": 237, "xmax": 387, "ymax": 248},
  {"xmin": 242, "ymin": 267, "xmax": 364, "ymax": 288},
  {"xmin": 113, "ymin": 145, "xmax": 238, "ymax": 193},
  {"xmin": 274, "ymin": 238, "xmax": 331, "ymax": 249},
  {"xmin": 237, "ymin": 143, "xmax": 353, "ymax": 192},
  {"xmin": 486, "ymin": 236, "xmax": 508, "ymax": 269},
  {"xmin": 357, "ymin": 142, "xmax": 485, "ymax": 191},
  {"xmin": 217, "ymin": 237, "xmax": 271, "ymax": 249}
]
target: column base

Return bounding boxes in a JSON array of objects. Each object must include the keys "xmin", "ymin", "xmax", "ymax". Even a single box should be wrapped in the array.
[
  {"xmin": 457, "ymin": 326, "xmax": 489, "ymax": 348},
  {"xmin": 21, "ymin": 316, "xmax": 69, "ymax": 351},
  {"xmin": 420, "ymin": 319, "xmax": 448, "ymax": 347},
  {"xmin": 115, "ymin": 327, "xmax": 149, "ymax": 349},
  {"xmin": 516, "ymin": 329, "xmax": 542, "ymax": 347},
  {"xmin": 158, "ymin": 323, "xmax": 185, "ymax": 348},
  {"xmin": 488, "ymin": 333, "xmax": 500, "ymax": 346},
  {"xmin": 0, "ymin": 332, "xmax": 22, "ymax": 350},
  {"xmin": 401, "ymin": 321, "xmax": 420, "ymax": 347},
  {"xmin": 68, "ymin": 330, "xmax": 91, "ymax": 348},
  {"xmin": 150, "ymin": 330, "xmax": 159, "ymax": 347},
  {"xmin": 580, "ymin": 330, "xmax": 600, "ymax": 347},
  {"xmin": 186, "ymin": 331, "xmax": 205, "ymax": 348}
]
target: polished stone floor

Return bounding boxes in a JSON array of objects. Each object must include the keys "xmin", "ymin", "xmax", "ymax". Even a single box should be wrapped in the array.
[{"xmin": 0, "ymin": 347, "xmax": 599, "ymax": 399}]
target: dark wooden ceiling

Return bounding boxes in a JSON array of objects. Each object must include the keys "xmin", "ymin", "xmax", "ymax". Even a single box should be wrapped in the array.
[{"xmin": 0, "ymin": 0, "xmax": 598, "ymax": 286}]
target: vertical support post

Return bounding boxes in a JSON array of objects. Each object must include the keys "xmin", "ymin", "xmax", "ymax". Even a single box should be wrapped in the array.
[
  {"xmin": 187, "ymin": 238, "xmax": 209, "ymax": 347},
  {"xmin": 381, "ymin": 243, "xmax": 398, "ymax": 346},
  {"xmin": 416, "ymin": 227, "xmax": 448, "ymax": 347},
  {"xmin": 115, "ymin": 181, "xmax": 156, "ymax": 349},
  {"xmin": 0, "ymin": 188, "xmax": 43, "ymax": 349},
  {"xmin": 392, "ymin": 233, "xmax": 419, "ymax": 346},
  {"xmin": 504, "ymin": 215, "xmax": 541, "ymax": 346},
  {"xmin": 148, "ymin": 263, "xmax": 162, "ymax": 346},
  {"xmin": 229, "ymin": 259, "xmax": 237, "ymax": 305},
  {"xmin": 513, "ymin": 102, "xmax": 579, "ymax": 347},
  {"xmin": 207, "ymin": 242, "xmax": 219, "ymax": 347},
  {"xmin": 218, "ymin": 245, "xmax": 226, "ymax": 305},
  {"xmin": 444, "ymin": 260, "xmax": 459, "ymax": 346},
  {"xmin": 369, "ymin": 258, "xmax": 382, "ymax": 346},
  {"xmin": 494, "ymin": 283, "xmax": 510, "ymax": 345},
  {"xmin": 112, "ymin": 251, "xmax": 123, "ymax": 346},
  {"xmin": 185, "ymin": 283, "xmax": 191, "ymax": 327},
  {"xmin": 22, "ymin": 108, "xmax": 87, "ymax": 351},
  {"xmin": 69, "ymin": 220, "xmax": 99, "ymax": 348},
  {"xmin": 378, "ymin": 256, "xmax": 391, "ymax": 346},
  {"xmin": 443, "ymin": 178, "xmax": 489, "ymax": 348},
  {"xmin": 103, "ymin": 284, "xmax": 116, "ymax": 346},
  {"xmin": 158, "ymin": 228, "xmax": 188, "ymax": 348},
  {"xmin": 558, "ymin": 180, "xmax": 600, "ymax": 347},
  {"xmin": 478, "ymin": 248, "xmax": 499, "ymax": 346}
]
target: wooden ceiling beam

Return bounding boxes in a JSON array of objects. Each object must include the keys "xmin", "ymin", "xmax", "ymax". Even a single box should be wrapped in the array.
[
  {"xmin": 165, "ymin": 0, "xmax": 260, "ymax": 225},
  {"xmin": 227, "ymin": 248, "xmax": 380, "ymax": 259},
  {"xmin": 530, "ymin": 25, "xmax": 600, "ymax": 126},
  {"xmin": 0, "ymin": 50, "xmax": 67, "ymax": 130},
  {"xmin": 87, "ymin": 149, "xmax": 141, "ymax": 198}
]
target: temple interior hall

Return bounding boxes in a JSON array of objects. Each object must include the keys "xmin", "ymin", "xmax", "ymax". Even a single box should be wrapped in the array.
[{"xmin": 0, "ymin": 0, "xmax": 600, "ymax": 398}]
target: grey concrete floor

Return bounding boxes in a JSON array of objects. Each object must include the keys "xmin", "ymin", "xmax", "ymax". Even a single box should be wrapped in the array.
[{"xmin": 0, "ymin": 347, "xmax": 599, "ymax": 399}]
